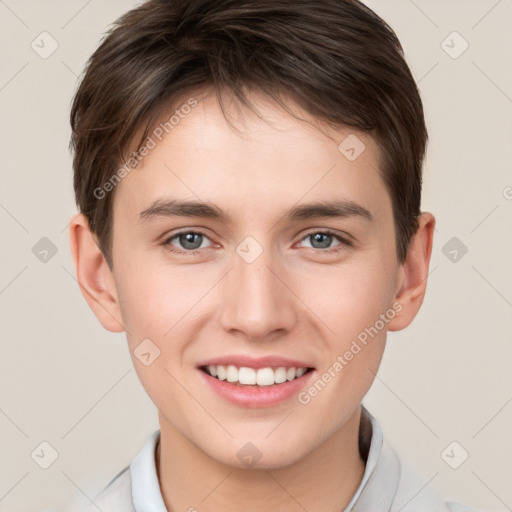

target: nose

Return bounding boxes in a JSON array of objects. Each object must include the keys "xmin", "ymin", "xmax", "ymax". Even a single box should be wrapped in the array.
[{"xmin": 218, "ymin": 243, "xmax": 298, "ymax": 341}]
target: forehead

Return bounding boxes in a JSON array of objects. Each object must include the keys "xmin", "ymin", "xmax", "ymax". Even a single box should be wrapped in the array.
[{"xmin": 114, "ymin": 90, "xmax": 391, "ymax": 225}]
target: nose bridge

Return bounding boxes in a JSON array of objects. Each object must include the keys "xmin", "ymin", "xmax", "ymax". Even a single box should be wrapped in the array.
[{"xmin": 218, "ymin": 237, "xmax": 297, "ymax": 339}]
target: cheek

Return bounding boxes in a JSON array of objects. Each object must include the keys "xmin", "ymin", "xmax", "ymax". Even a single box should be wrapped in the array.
[
  {"xmin": 115, "ymin": 254, "xmax": 208, "ymax": 340},
  {"xmin": 295, "ymin": 258, "xmax": 395, "ymax": 335},
  {"xmin": 114, "ymin": 231, "xmax": 397, "ymax": 348}
]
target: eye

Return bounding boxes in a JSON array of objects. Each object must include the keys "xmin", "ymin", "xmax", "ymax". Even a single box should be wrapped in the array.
[
  {"xmin": 298, "ymin": 230, "xmax": 352, "ymax": 253},
  {"xmin": 162, "ymin": 229, "xmax": 352, "ymax": 256},
  {"xmin": 163, "ymin": 231, "xmax": 213, "ymax": 254}
]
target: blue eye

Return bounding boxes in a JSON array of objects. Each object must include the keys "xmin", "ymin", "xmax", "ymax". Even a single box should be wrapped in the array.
[
  {"xmin": 162, "ymin": 229, "xmax": 352, "ymax": 256},
  {"xmin": 164, "ymin": 231, "xmax": 213, "ymax": 254},
  {"xmin": 299, "ymin": 230, "xmax": 352, "ymax": 253}
]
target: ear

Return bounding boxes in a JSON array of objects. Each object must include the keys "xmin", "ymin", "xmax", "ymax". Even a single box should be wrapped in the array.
[
  {"xmin": 387, "ymin": 212, "xmax": 436, "ymax": 332},
  {"xmin": 68, "ymin": 213, "xmax": 125, "ymax": 333}
]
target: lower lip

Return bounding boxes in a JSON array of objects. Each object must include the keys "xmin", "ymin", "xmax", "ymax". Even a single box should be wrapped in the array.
[{"xmin": 198, "ymin": 369, "xmax": 316, "ymax": 408}]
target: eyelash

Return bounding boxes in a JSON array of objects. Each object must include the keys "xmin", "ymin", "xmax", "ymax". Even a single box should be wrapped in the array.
[{"xmin": 161, "ymin": 229, "xmax": 352, "ymax": 256}]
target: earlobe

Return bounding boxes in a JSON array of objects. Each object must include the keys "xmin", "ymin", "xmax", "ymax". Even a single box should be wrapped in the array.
[
  {"xmin": 68, "ymin": 213, "xmax": 125, "ymax": 333},
  {"xmin": 387, "ymin": 212, "xmax": 436, "ymax": 332}
]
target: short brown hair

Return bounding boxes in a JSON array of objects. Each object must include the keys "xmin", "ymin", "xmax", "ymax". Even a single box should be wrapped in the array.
[{"xmin": 70, "ymin": 0, "xmax": 428, "ymax": 268}]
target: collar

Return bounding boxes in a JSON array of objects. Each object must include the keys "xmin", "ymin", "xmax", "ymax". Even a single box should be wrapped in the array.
[
  {"xmin": 347, "ymin": 405, "xmax": 401, "ymax": 511},
  {"xmin": 129, "ymin": 404, "xmax": 401, "ymax": 512}
]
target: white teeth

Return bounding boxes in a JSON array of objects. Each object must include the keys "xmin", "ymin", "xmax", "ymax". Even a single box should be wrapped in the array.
[
  {"xmin": 217, "ymin": 365, "xmax": 227, "ymax": 380},
  {"xmin": 226, "ymin": 364, "xmax": 238, "ymax": 383},
  {"xmin": 204, "ymin": 365, "xmax": 309, "ymax": 385},
  {"xmin": 286, "ymin": 367, "xmax": 297, "ymax": 381},
  {"xmin": 274, "ymin": 367, "xmax": 287, "ymax": 384},
  {"xmin": 256, "ymin": 367, "xmax": 275, "ymax": 386},
  {"xmin": 238, "ymin": 367, "xmax": 256, "ymax": 385}
]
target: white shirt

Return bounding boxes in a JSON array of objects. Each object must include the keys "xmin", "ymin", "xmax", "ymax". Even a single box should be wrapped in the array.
[{"xmin": 72, "ymin": 406, "xmax": 479, "ymax": 512}]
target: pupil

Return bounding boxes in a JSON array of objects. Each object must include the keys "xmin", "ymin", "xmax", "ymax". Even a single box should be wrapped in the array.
[
  {"xmin": 181, "ymin": 232, "xmax": 201, "ymax": 249},
  {"xmin": 312, "ymin": 233, "xmax": 331, "ymax": 249}
]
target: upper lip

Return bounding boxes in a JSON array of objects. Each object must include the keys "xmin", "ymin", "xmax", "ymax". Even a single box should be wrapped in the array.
[{"xmin": 197, "ymin": 355, "xmax": 314, "ymax": 370}]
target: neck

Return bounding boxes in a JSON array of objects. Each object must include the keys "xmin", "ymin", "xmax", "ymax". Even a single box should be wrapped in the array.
[{"xmin": 156, "ymin": 407, "xmax": 366, "ymax": 512}]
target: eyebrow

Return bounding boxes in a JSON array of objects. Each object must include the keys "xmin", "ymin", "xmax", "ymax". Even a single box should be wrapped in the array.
[{"xmin": 138, "ymin": 198, "xmax": 373, "ymax": 224}]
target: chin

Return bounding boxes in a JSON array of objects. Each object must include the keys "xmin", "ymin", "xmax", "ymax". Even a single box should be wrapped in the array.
[{"xmin": 205, "ymin": 436, "xmax": 311, "ymax": 471}]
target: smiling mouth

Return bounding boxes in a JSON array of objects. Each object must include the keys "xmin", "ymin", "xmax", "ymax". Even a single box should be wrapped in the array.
[{"xmin": 200, "ymin": 365, "xmax": 315, "ymax": 386}]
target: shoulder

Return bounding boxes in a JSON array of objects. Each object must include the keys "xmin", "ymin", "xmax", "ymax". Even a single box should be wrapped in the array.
[
  {"xmin": 392, "ymin": 457, "xmax": 481, "ymax": 512},
  {"xmin": 445, "ymin": 502, "xmax": 482, "ymax": 512},
  {"xmin": 69, "ymin": 466, "xmax": 135, "ymax": 512},
  {"xmin": 94, "ymin": 466, "xmax": 135, "ymax": 511},
  {"xmin": 66, "ymin": 429, "xmax": 161, "ymax": 512}
]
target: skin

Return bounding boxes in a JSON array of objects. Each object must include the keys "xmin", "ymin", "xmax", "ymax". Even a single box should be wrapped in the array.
[{"xmin": 69, "ymin": 88, "xmax": 435, "ymax": 512}]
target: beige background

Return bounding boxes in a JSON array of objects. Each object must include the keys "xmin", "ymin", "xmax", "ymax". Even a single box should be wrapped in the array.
[{"xmin": 0, "ymin": 1, "xmax": 511, "ymax": 511}]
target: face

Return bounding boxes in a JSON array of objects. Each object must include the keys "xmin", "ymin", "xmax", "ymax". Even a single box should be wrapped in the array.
[{"xmin": 108, "ymin": 90, "xmax": 404, "ymax": 468}]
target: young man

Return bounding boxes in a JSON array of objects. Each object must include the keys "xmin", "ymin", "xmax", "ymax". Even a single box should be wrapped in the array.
[{"xmin": 68, "ymin": 0, "xmax": 477, "ymax": 510}]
